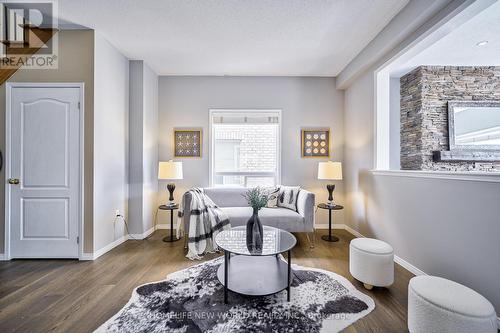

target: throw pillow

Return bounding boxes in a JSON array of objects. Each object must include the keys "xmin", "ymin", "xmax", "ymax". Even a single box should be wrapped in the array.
[
  {"xmin": 265, "ymin": 186, "xmax": 280, "ymax": 208},
  {"xmin": 277, "ymin": 186, "xmax": 301, "ymax": 211}
]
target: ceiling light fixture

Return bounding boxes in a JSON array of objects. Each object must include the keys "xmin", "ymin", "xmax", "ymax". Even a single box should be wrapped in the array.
[{"xmin": 476, "ymin": 40, "xmax": 488, "ymax": 46}]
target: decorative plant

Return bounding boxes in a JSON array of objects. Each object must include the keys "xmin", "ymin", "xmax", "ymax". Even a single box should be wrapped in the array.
[{"xmin": 243, "ymin": 187, "xmax": 269, "ymax": 211}]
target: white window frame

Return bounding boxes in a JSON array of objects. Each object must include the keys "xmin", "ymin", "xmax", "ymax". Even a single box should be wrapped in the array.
[{"xmin": 209, "ymin": 109, "xmax": 282, "ymax": 187}]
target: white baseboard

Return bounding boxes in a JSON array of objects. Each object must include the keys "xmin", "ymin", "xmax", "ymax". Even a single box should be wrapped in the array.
[
  {"xmin": 79, "ymin": 224, "xmax": 168, "ymax": 261},
  {"xmin": 80, "ymin": 252, "xmax": 95, "ymax": 261},
  {"xmin": 0, "ymin": 254, "xmax": 7, "ymax": 261},
  {"xmin": 393, "ymin": 255, "xmax": 427, "ymax": 276},
  {"xmin": 129, "ymin": 226, "xmax": 155, "ymax": 239},
  {"xmin": 314, "ymin": 223, "xmax": 345, "ymax": 230},
  {"xmin": 343, "ymin": 224, "xmax": 364, "ymax": 238},
  {"xmin": 86, "ymin": 224, "xmax": 352, "ymax": 259},
  {"xmin": 84, "ymin": 234, "xmax": 129, "ymax": 261}
]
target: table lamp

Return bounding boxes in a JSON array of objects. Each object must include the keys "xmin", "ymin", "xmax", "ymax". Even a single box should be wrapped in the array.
[
  {"xmin": 158, "ymin": 160, "xmax": 183, "ymax": 206},
  {"xmin": 318, "ymin": 161, "xmax": 342, "ymax": 206}
]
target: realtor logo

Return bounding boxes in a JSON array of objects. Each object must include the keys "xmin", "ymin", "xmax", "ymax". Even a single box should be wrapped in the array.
[{"xmin": 0, "ymin": 0, "xmax": 58, "ymax": 69}]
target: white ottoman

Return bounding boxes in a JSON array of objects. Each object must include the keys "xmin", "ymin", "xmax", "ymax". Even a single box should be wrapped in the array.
[
  {"xmin": 349, "ymin": 238, "xmax": 394, "ymax": 290},
  {"xmin": 408, "ymin": 276, "xmax": 497, "ymax": 333}
]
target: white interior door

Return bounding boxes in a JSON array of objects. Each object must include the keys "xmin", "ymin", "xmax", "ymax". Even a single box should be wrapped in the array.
[{"xmin": 7, "ymin": 85, "xmax": 82, "ymax": 258}]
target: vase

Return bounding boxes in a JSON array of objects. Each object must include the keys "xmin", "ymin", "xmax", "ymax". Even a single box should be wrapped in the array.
[{"xmin": 246, "ymin": 207, "xmax": 263, "ymax": 253}]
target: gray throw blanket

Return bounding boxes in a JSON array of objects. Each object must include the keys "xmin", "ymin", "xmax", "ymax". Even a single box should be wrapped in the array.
[{"xmin": 179, "ymin": 188, "xmax": 230, "ymax": 260}]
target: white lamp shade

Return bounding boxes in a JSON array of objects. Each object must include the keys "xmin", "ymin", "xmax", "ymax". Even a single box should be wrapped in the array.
[
  {"xmin": 158, "ymin": 161, "xmax": 183, "ymax": 180},
  {"xmin": 318, "ymin": 161, "xmax": 342, "ymax": 180}
]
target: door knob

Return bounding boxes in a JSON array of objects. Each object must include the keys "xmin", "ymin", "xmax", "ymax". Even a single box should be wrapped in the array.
[{"xmin": 8, "ymin": 178, "xmax": 19, "ymax": 185}]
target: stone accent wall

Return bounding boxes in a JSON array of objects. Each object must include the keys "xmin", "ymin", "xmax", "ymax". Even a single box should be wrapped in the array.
[{"xmin": 400, "ymin": 66, "xmax": 500, "ymax": 171}]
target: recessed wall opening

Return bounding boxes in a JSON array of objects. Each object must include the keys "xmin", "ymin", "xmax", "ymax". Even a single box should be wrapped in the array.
[{"xmin": 374, "ymin": 1, "xmax": 500, "ymax": 173}]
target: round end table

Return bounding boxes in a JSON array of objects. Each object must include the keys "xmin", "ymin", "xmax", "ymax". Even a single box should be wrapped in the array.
[
  {"xmin": 317, "ymin": 203, "xmax": 344, "ymax": 242},
  {"xmin": 158, "ymin": 204, "xmax": 180, "ymax": 242}
]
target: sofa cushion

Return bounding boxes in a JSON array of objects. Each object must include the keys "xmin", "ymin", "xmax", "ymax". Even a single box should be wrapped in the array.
[
  {"xmin": 277, "ymin": 186, "xmax": 300, "ymax": 211},
  {"xmin": 264, "ymin": 186, "xmax": 280, "ymax": 208},
  {"xmin": 220, "ymin": 207, "xmax": 304, "ymax": 231}
]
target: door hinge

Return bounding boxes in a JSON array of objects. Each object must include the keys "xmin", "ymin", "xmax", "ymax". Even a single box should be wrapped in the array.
[
  {"xmin": 77, "ymin": 102, "xmax": 80, "ymax": 109},
  {"xmin": 77, "ymin": 236, "xmax": 79, "ymax": 244}
]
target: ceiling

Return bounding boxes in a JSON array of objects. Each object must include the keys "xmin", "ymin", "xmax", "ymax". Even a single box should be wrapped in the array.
[
  {"xmin": 57, "ymin": 0, "xmax": 408, "ymax": 76},
  {"xmin": 391, "ymin": 1, "xmax": 500, "ymax": 77}
]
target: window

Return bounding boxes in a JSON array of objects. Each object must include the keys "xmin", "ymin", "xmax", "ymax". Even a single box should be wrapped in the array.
[{"xmin": 210, "ymin": 110, "xmax": 281, "ymax": 187}]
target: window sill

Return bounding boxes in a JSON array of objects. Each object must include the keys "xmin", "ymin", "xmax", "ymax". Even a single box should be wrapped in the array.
[{"xmin": 370, "ymin": 170, "xmax": 500, "ymax": 183}]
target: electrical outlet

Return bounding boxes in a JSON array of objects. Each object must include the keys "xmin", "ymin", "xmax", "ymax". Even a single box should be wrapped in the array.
[{"xmin": 115, "ymin": 209, "xmax": 120, "ymax": 217}]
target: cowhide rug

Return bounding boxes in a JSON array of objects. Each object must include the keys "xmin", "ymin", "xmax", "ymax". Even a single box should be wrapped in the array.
[{"xmin": 95, "ymin": 257, "xmax": 374, "ymax": 332}]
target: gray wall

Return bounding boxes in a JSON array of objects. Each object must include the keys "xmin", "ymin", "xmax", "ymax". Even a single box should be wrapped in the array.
[
  {"xmin": 93, "ymin": 32, "xmax": 130, "ymax": 251},
  {"xmin": 0, "ymin": 30, "xmax": 95, "ymax": 254},
  {"xmin": 142, "ymin": 64, "xmax": 159, "ymax": 233},
  {"xmin": 128, "ymin": 61, "xmax": 144, "ymax": 234},
  {"xmin": 158, "ymin": 76, "xmax": 345, "ymax": 226},
  {"xmin": 344, "ymin": 64, "xmax": 500, "ymax": 316},
  {"xmin": 128, "ymin": 60, "xmax": 158, "ymax": 235}
]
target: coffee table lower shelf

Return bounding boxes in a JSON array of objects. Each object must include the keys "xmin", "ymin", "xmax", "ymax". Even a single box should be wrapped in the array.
[{"xmin": 217, "ymin": 254, "xmax": 291, "ymax": 303}]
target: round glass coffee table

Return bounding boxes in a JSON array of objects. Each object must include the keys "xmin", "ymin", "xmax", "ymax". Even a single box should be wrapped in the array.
[{"xmin": 215, "ymin": 226, "xmax": 297, "ymax": 304}]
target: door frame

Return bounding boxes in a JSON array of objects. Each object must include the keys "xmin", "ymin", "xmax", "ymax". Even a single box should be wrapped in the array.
[{"xmin": 4, "ymin": 82, "xmax": 85, "ymax": 260}]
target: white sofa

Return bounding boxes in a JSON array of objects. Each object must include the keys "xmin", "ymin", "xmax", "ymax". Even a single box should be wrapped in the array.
[{"xmin": 182, "ymin": 187, "xmax": 315, "ymax": 244}]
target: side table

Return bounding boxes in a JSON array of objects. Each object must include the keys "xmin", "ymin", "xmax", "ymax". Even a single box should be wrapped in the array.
[
  {"xmin": 317, "ymin": 203, "xmax": 344, "ymax": 242},
  {"xmin": 159, "ymin": 204, "xmax": 180, "ymax": 242}
]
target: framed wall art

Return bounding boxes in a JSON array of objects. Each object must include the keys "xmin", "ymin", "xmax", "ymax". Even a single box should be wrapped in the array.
[
  {"xmin": 301, "ymin": 128, "xmax": 330, "ymax": 157},
  {"xmin": 174, "ymin": 128, "xmax": 202, "ymax": 157}
]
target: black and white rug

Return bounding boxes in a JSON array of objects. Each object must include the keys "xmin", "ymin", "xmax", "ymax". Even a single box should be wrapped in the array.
[{"xmin": 95, "ymin": 257, "xmax": 374, "ymax": 333}]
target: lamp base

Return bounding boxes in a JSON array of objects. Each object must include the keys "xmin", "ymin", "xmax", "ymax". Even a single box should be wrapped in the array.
[
  {"xmin": 167, "ymin": 183, "xmax": 176, "ymax": 203},
  {"xmin": 326, "ymin": 184, "xmax": 335, "ymax": 205}
]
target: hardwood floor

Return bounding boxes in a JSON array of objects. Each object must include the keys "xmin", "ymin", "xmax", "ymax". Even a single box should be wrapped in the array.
[{"xmin": 0, "ymin": 230, "xmax": 413, "ymax": 332}]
